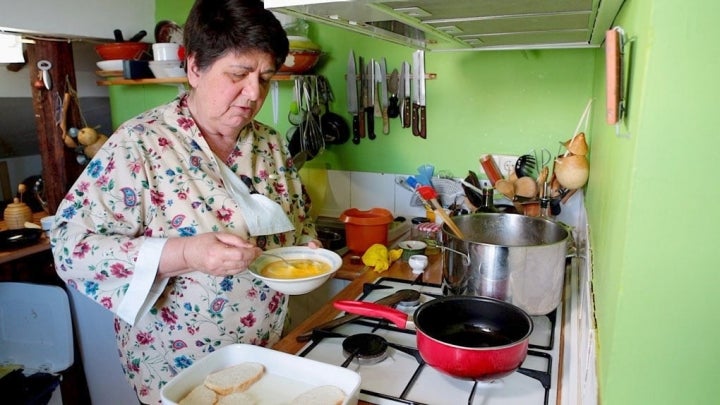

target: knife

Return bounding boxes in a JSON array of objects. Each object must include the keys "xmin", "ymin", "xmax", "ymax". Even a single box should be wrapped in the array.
[
  {"xmin": 357, "ymin": 55, "xmax": 366, "ymax": 141},
  {"xmin": 412, "ymin": 50, "xmax": 427, "ymax": 139},
  {"xmin": 364, "ymin": 59, "xmax": 376, "ymax": 140},
  {"xmin": 376, "ymin": 59, "xmax": 390, "ymax": 134},
  {"xmin": 388, "ymin": 68, "xmax": 400, "ymax": 119},
  {"xmin": 401, "ymin": 61, "xmax": 411, "ymax": 128},
  {"xmin": 347, "ymin": 51, "xmax": 361, "ymax": 145},
  {"xmin": 295, "ymin": 289, "xmax": 421, "ymax": 342}
]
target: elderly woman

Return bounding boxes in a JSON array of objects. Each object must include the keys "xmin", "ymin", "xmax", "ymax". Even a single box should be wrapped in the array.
[{"xmin": 51, "ymin": 0, "xmax": 316, "ymax": 403}]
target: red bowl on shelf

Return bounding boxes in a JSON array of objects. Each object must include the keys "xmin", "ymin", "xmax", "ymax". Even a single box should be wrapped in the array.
[
  {"xmin": 95, "ymin": 42, "xmax": 150, "ymax": 61},
  {"xmin": 279, "ymin": 50, "xmax": 321, "ymax": 74}
]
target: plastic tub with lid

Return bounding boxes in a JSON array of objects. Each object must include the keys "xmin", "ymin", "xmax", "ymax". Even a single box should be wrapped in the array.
[{"xmin": 339, "ymin": 208, "xmax": 394, "ymax": 253}]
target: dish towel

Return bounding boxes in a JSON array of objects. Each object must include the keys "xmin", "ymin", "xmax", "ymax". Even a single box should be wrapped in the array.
[{"xmin": 217, "ymin": 160, "xmax": 295, "ymax": 236}]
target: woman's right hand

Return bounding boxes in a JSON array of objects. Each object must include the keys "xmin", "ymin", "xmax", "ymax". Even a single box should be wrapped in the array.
[{"xmin": 160, "ymin": 232, "xmax": 263, "ymax": 277}]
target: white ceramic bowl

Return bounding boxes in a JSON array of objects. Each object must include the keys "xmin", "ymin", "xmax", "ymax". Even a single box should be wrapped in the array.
[
  {"xmin": 248, "ymin": 246, "xmax": 342, "ymax": 295},
  {"xmin": 96, "ymin": 59, "xmax": 123, "ymax": 71},
  {"xmin": 148, "ymin": 60, "xmax": 183, "ymax": 78}
]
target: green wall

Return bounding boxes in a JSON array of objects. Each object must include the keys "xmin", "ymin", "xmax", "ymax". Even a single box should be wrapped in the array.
[
  {"xmin": 586, "ymin": 0, "xmax": 720, "ymax": 403},
  {"xmin": 113, "ymin": 1, "xmax": 719, "ymax": 403},
  {"xmin": 114, "ymin": 0, "xmax": 596, "ymax": 180}
]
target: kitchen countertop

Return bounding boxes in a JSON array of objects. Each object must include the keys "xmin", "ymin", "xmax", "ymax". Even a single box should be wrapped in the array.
[
  {"xmin": 0, "ymin": 212, "xmax": 51, "ymax": 265},
  {"xmin": 272, "ymin": 250, "xmax": 443, "ymax": 354}
]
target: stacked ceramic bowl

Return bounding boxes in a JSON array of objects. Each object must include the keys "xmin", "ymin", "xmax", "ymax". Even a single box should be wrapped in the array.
[
  {"xmin": 149, "ymin": 42, "xmax": 185, "ymax": 78},
  {"xmin": 96, "ymin": 59, "xmax": 124, "ymax": 72},
  {"xmin": 280, "ymin": 36, "xmax": 322, "ymax": 74}
]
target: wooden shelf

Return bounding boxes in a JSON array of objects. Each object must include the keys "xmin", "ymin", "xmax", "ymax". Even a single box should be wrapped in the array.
[{"xmin": 96, "ymin": 70, "xmax": 314, "ymax": 86}]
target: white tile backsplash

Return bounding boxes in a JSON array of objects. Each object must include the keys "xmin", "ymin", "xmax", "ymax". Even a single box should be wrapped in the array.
[
  {"xmin": 315, "ymin": 170, "xmax": 427, "ymax": 220},
  {"xmin": 313, "ymin": 170, "xmax": 587, "ymax": 227}
]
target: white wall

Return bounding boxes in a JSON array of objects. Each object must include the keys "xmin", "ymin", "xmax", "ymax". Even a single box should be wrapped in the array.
[
  {"xmin": 0, "ymin": 155, "xmax": 41, "ymax": 197},
  {"xmin": 0, "ymin": 0, "xmax": 154, "ymax": 41},
  {"xmin": 0, "ymin": 41, "xmax": 109, "ymax": 98}
]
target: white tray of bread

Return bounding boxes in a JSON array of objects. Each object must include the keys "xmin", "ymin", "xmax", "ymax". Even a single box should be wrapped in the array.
[{"xmin": 161, "ymin": 343, "xmax": 361, "ymax": 405}]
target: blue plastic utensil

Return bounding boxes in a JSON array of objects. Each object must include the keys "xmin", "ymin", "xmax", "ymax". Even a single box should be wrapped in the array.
[{"xmin": 416, "ymin": 164, "xmax": 435, "ymax": 185}]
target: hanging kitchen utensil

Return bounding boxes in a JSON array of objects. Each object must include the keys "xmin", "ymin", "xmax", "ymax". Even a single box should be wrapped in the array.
[
  {"xmin": 346, "ymin": 50, "xmax": 361, "ymax": 145},
  {"xmin": 605, "ymin": 27, "xmax": 622, "ymax": 125},
  {"xmin": 288, "ymin": 77, "xmax": 305, "ymax": 126},
  {"xmin": 400, "ymin": 61, "xmax": 411, "ymax": 128},
  {"xmin": 300, "ymin": 77, "xmax": 325, "ymax": 159},
  {"xmin": 363, "ymin": 59, "xmax": 376, "ymax": 140},
  {"xmin": 334, "ymin": 296, "xmax": 533, "ymax": 381},
  {"xmin": 37, "ymin": 60, "xmax": 52, "ymax": 90},
  {"xmin": 358, "ymin": 55, "xmax": 367, "ymax": 141},
  {"xmin": 411, "ymin": 50, "xmax": 426, "ymax": 138},
  {"xmin": 387, "ymin": 68, "xmax": 400, "ymax": 118},
  {"xmin": 318, "ymin": 76, "xmax": 349, "ymax": 145},
  {"xmin": 376, "ymin": 58, "xmax": 390, "ymax": 134}
]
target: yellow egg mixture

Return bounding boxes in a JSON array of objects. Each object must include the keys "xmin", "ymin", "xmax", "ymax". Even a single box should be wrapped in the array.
[{"xmin": 260, "ymin": 259, "xmax": 331, "ymax": 279}]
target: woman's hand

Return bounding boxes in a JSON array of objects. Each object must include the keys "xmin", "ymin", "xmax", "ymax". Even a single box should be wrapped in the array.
[
  {"xmin": 160, "ymin": 233, "xmax": 263, "ymax": 277},
  {"xmin": 307, "ymin": 239, "xmax": 323, "ymax": 249}
]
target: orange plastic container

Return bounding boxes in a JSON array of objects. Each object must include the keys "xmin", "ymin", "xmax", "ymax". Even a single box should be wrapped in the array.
[{"xmin": 339, "ymin": 208, "xmax": 394, "ymax": 253}]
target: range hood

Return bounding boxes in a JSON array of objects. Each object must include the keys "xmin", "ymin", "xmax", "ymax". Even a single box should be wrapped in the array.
[{"xmin": 264, "ymin": 0, "xmax": 625, "ymax": 51}]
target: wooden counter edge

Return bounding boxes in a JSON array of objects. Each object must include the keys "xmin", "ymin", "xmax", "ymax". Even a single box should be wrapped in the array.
[
  {"xmin": 272, "ymin": 253, "xmax": 442, "ymax": 354},
  {"xmin": 0, "ymin": 238, "xmax": 51, "ymax": 264}
]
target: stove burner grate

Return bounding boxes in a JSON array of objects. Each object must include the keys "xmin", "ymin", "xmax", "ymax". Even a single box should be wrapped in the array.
[{"xmin": 342, "ymin": 333, "xmax": 389, "ymax": 366}]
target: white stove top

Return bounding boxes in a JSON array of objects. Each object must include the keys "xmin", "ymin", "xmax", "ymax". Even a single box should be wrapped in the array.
[{"xmin": 296, "ymin": 278, "xmax": 562, "ymax": 405}]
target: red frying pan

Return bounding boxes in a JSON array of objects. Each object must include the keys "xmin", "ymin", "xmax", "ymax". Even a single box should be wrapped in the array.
[{"xmin": 334, "ymin": 296, "xmax": 533, "ymax": 380}]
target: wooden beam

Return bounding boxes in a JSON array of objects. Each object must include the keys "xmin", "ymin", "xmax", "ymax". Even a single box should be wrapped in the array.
[{"xmin": 27, "ymin": 39, "xmax": 84, "ymax": 214}]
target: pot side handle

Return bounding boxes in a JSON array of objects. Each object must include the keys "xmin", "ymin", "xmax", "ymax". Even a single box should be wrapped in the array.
[{"xmin": 334, "ymin": 300, "xmax": 409, "ymax": 329}]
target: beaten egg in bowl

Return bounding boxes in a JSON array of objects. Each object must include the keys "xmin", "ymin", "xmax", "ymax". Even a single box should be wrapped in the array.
[
  {"xmin": 248, "ymin": 247, "xmax": 343, "ymax": 295},
  {"xmin": 260, "ymin": 259, "xmax": 331, "ymax": 279}
]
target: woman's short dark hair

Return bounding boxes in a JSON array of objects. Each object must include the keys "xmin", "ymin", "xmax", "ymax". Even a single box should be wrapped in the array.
[{"xmin": 183, "ymin": 0, "xmax": 289, "ymax": 71}]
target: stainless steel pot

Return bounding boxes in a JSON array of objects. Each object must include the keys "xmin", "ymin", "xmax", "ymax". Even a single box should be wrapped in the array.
[{"xmin": 440, "ymin": 213, "xmax": 571, "ymax": 315}]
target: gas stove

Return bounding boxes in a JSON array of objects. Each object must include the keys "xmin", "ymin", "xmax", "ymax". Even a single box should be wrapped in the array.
[{"xmin": 295, "ymin": 277, "xmax": 562, "ymax": 405}]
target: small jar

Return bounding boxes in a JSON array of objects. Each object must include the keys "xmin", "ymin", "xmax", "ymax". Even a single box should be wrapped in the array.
[
  {"xmin": 412, "ymin": 222, "xmax": 442, "ymax": 255},
  {"xmin": 4, "ymin": 197, "xmax": 32, "ymax": 230}
]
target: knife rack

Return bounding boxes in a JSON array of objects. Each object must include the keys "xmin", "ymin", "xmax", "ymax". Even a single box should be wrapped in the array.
[
  {"xmin": 97, "ymin": 72, "xmax": 319, "ymax": 86},
  {"xmin": 344, "ymin": 73, "xmax": 437, "ymax": 81}
]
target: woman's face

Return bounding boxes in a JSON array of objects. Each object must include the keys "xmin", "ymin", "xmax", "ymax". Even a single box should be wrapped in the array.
[{"xmin": 186, "ymin": 50, "xmax": 277, "ymax": 136}]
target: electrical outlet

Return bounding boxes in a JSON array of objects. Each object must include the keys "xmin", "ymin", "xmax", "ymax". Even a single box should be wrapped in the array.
[{"xmin": 490, "ymin": 154, "xmax": 519, "ymax": 178}]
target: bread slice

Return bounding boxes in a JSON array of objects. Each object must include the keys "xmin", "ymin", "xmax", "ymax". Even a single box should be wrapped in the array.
[
  {"xmin": 292, "ymin": 385, "xmax": 346, "ymax": 405},
  {"xmin": 178, "ymin": 383, "xmax": 217, "ymax": 405},
  {"xmin": 216, "ymin": 391, "xmax": 257, "ymax": 405},
  {"xmin": 203, "ymin": 362, "xmax": 265, "ymax": 396}
]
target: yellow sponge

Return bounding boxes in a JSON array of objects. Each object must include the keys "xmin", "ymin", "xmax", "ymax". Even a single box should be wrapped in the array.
[{"xmin": 362, "ymin": 244, "xmax": 402, "ymax": 273}]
